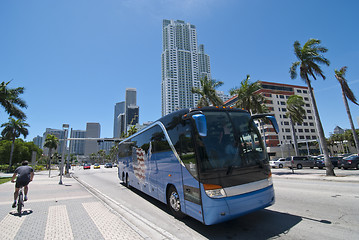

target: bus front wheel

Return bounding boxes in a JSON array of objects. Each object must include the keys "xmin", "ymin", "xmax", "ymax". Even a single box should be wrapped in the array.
[{"xmin": 167, "ymin": 185, "xmax": 185, "ymax": 219}]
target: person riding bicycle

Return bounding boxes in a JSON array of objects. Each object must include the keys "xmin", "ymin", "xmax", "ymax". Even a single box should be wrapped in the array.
[{"xmin": 11, "ymin": 160, "xmax": 34, "ymax": 208}]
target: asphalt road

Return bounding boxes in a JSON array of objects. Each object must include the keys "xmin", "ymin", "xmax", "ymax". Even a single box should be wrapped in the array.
[{"xmin": 73, "ymin": 166, "xmax": 359, "ymax": 239}]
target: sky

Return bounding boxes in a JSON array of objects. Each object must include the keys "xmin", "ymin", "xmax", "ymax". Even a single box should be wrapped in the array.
[{"xmin": 0, "ymin": 0, "xmax": 358, "ymax": 141}]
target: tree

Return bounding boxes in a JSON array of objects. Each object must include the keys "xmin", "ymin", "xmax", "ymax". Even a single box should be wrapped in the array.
[
  {"xmin": 127, "ymin": 125, "xmax": 138, "ymax": 137},
  {"xmin": 0, "ymin": 81, "xmax": 27, "ymax": 119},
  {"xmin": 44, "ymin": 134, "xmax": 59, "ymax": 177},
  {"xmin": 0, "ymin": 139, "xmax": 42, "ymax": 165},
  {"xmin": 1, "ymin": 117, "xmax": 29, "ymax": 171},
  {"xmin": 286, "ymin": 95, "xmax": 306, "ymax": 155},
  {"xmin": 97, "ymin": 150, "xmax": 106, "ymax": 164},
  {"xmin": 191, "ymin": 76, "xmax": 224, "ymax": 107},
  {"xmin": 289, "ymin": 38, "xmax": 334, "ymax": 176},
  {"xmin": 334, "ymin": 66, "xmax": 359, "ymax": 154},
  {"xmin": 229, "ymin": 75, "xmax": 268, "ymax": 114},
  {"xmin": 109, "ymin": 144, "xmax": 119, "ymax": 163}
]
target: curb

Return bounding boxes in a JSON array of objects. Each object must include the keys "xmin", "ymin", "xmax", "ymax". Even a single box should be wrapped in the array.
[{"xmin": 72, "ymin": 174, "xmax": 179, "ymax": 240}]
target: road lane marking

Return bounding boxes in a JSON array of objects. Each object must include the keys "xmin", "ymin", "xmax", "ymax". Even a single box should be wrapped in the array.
[
  {"xmin": 0, "ymin": 213, "xmax": 26, "ymax": 240},
  {"xmin": 83, "ymin": 202, "xmax": 143, "ymax": 240},
  {"xmin": 45, "ymin": 205, "xmax": 74, "ymax": 240}
]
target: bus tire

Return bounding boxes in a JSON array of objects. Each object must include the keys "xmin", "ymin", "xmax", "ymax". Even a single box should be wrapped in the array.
[
  {"xmin": 125, "ymin": 173, "xmax": 130, "ymax": 188},
  {"xmin": 167, "ymin": 185, "xmax": 185, "ymax": 219}
]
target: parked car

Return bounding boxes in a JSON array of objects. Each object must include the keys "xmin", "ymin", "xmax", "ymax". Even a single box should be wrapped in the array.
[
  {"xmin": 314, "ymin": 157, "xmax": 342, "ymax": 169},
  {"xmin": 286, "ymin": 156, "xmax": 314, "ymax": 169},
  {"xmin": 83, "ymin": 163, "xmax": 91, "ymax": 169},
  {"xmin": 340, "ymin": 155, "xmax": 359, "ymax": 170},
  {"xmin": 104, "ymin": 163, "xmax": 113, "ymax": 168},
  {"xmin": 270, "ymin": 158, "xmax": 291, "ymax": 168},
  {"xmin": 94, "ymin": 163, "xmax": 100, "ymax": 169}
]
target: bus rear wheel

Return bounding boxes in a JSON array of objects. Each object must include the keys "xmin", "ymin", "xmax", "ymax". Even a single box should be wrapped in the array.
[
  {"xmin": 125, "ymin": 174, "xmax": 130, "ymax": 188},
  {"xmin": 167, "ymin": 186, "xmax": 185, "ymax": 219}
]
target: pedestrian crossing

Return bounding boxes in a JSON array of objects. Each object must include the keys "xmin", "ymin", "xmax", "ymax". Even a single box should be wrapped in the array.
[{"xmin": 0, "ymin": 202, "xmax": 144, "ymax": 240}]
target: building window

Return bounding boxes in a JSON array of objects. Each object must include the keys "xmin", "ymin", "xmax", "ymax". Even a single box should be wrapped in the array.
[
  {"xmin": 311, "ymin": 129, "xmax": 315, "ymax": 133},
  {"xmin": 298, "ymin": 129, "xmax": 303, "ymax": 132},
  {"xmin": 307, "ymin": 109, "xmax": 312, "ymax": 113},
  {"xmin": 303, "ymin": 90, "xmax": 307, "ymax": 94},
  {"xmin": 297, "ymin": 89, "xmax": 302, "ymax": 93},
  {"xmin": 308, "ymin": 116, "xmax": 313, "ymax": 120},
  {"xmin": 304, "ymin": 97, "xmax": 309, "ymax": 101}
]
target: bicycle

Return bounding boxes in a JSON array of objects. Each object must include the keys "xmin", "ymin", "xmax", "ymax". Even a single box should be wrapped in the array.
[{"xmin": 17, "ymin": 186, "xmax": 24, "ymax": 216}]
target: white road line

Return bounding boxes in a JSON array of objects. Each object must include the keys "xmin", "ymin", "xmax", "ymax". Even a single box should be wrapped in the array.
[
  {"xmin": 0, "ymin": 213, "xmax": 26, "ymax": 240},
  {"xmin": 45, "ymin": 205, "xmax": 74, "ymax": 240},
  {"xmin": 83, "ymin": 202, "xmax": 143, "ymax": 240}
]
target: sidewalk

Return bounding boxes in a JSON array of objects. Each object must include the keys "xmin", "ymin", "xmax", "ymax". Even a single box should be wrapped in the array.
[
  {"xmin": 271, "ymin": 168, "xmax": 359, "ymax": 182},
  {"xmin": 0, "ymin": 170, "xmax": 147, "ymax": 240}
]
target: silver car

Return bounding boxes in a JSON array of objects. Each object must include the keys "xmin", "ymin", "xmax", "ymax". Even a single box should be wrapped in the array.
[
  {"xmin": 286, "ymin": 156, "xmax": 315, "ymax": 169},
  {"xmin": 270, "ymin": 158, "xmax": 291, "ymax": 168}
]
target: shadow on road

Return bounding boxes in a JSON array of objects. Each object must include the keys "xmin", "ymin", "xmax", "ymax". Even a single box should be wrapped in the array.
[{"xmin": 125, "ymin": 184, "xmax": 306, "ymax": 239}]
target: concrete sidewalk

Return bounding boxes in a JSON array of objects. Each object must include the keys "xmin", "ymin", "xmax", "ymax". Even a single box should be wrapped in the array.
[
  {"xmin": 0, "ymin": 170, "xmax": 147, "ymax": 240},
  {"xmin": 271, "ymin": 168, "xmax": 359, "ymax": 182}
]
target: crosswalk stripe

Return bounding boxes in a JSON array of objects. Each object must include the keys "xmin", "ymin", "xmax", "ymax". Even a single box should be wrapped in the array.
[
  {"xmin": 0, "ymin": 213, "xmax": 26, "ymax": 240},
  {"xmin": 45, "ymin": 205, "xmax": 74, "ymax": 240},
  {"xmin": 83, "ymin": 202, "xmax": 143, "ymax": 240}
]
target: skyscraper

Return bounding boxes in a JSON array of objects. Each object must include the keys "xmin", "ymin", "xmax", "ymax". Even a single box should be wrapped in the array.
[
  {"xmin": 125, "ymin": 88, "xmax": 139, "ymax": 127},
  {"xmin": 113, "ymin": 101, "xmax": 125, "ymax": 138},
  {"xmin": 84, "ymin": 123, "xmax": 100, "ymax": 156},
  {"xmin": 161, "ymin": 19, "xmax": 211, "ymax": 116},
  {"xmin": 69, "ymin": 129, "xmax": 86, "ymax": 155}
]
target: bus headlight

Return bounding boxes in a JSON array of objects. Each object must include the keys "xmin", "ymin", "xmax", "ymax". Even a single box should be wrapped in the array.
[{"xmin": 203, "ymin": 184, "xmax": 227, "ymax": 198}]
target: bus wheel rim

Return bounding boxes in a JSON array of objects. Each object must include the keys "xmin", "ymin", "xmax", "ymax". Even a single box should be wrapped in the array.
[{"xmin": 170, "ymin": 192, "xmax": 180, "ymax": 211}]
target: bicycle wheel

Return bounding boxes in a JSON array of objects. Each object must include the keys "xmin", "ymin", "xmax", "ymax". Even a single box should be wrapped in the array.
[{"xmin": 17, "ymin": 190, "xmax": 23, "ymax": 216}]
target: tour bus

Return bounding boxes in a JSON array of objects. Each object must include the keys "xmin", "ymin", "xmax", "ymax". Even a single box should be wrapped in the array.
[{"xmin": 117, "ymin": 107, "xmax": 279, "ymax": 225}]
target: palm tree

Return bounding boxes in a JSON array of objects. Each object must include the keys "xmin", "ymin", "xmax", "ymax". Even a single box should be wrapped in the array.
[
  {"xmin": 127, "ymin": 125, "xmax": 138, "ymax": 137},
  {"xmin": 286, "ymin": 95, "xmax": 306, "ymax": 156},
  {"xmin": 0, "ymin": 81, "xmax": 27, "ymax": 119},
  {"xmin": 192, "ymin": 76, "xmax": 224, "ymax": 107},
  {"xmin": 335, "ymin": 66, "xmax": 359, "ymax": 154},
  {"xmin": 44, "ymin": 134, "xmax": 59, "ymax": 177},
  {"xmin": 229, "ymin": 75, "xmax": 268, "ymax": 114},
  {"xmin": 289, "ymin": 38, "xmax": 334, "ymax": 176},
  {"xmin": 97, "ymin": 150, "xmax": 106, "ymax": 164},
  {"xmin": 1, "ymin": 117, "xmax": 29, "ymax": 171}
]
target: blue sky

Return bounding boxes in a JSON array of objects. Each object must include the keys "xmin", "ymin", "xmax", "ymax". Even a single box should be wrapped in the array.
[{"xmin": 1, "ymin": 0, "xmax": 358, "ymax": 140}]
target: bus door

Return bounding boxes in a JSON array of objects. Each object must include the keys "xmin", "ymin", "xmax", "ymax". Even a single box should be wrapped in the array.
[{"xmin": 178, "ymin": 119, "xmax": 203, "ymax": 222}]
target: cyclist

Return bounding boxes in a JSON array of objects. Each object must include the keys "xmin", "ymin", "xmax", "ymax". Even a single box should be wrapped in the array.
[{"xmin": 11, "ymin": 160, "xmax": 34, "ymax": 208}]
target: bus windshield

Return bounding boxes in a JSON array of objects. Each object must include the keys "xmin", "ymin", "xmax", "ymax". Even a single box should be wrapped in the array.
[{"xmin": 198, "ymin": 111, "xmax": 266, "ymax": 172}]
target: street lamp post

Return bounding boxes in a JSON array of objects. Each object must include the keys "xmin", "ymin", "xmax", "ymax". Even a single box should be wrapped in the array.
[{"xmin": 59, "ymin": 124, "xmax": 69, "ymax": 185}]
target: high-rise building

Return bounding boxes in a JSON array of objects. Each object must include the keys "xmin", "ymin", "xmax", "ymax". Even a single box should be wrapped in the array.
[
  {"xmin": 113, "ymin": 88, "xmax": 140, "ymax": 137},
  {"xmin": 127, "ymin": 105, "xmax": 139, "ymax": 126},
  {"xmin": 42, "ymin": 128, "xmax": 66, "ymax": 156},
  {"xmin": 113, "ymin": 101, "xmax": 125, "ymax": 138},
  {"xmin": 161, "ymin": 19, "xmax": 211, "ymax": 116},
  {"xmin": 84, "ymin": 123, "xmax": 100, "ymax": 156},
  {"xmin": 33, "ymin": 135, "xmax": 43, "ymax": 149},
  {"xmin": 69, "ymin": 130, "xmax": 86, "ymax": 155},
  {"xmin": 125, "ymin": 88, "xmax": 139, "ymax": 127}
]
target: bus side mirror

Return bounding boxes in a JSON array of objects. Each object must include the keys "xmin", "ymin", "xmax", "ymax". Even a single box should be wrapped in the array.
[
  {"xmin": 265, "ymin": 115, "xmax": 279, "ymax": 134},
  {"xmin": 192, "ymin": 114, "xmax": 207, "ymax": 137},
  {"xmin": 251, "ymin": 114, "xmax": 279, "ymax": 134}
]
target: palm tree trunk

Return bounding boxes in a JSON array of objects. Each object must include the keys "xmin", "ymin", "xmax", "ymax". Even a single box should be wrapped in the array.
[
  {"xmin": 48, "ymin": 148, "xmax": 52, "ymax": 177},
  {"xmin": 289, "ymin": 117, "xmax": 299, "ymax": 156},
  {"xmin": 306, "ymin": 78, "xmax": 335, "ymax": 176},
  {"xmin": 8, "ymin": 137, "xmax": 15, "ymax": 172},
  {"xmin": 341, "ymin": 89, "xmax": 359, "ymax": 154}
]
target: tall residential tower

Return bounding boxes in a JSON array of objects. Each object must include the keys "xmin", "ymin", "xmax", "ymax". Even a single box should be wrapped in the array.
[{"xmin": 161, "ymin": 19, "xmax": 211, "ymax": 116}]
